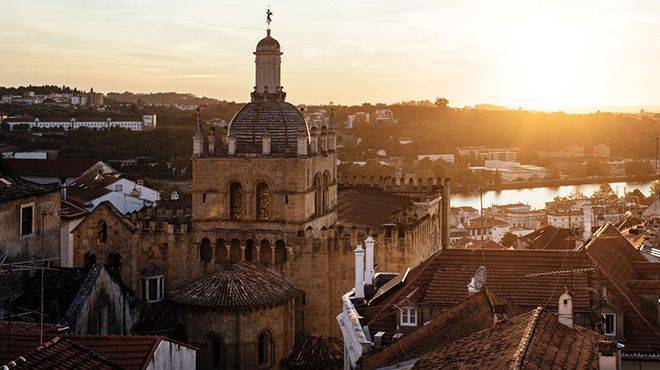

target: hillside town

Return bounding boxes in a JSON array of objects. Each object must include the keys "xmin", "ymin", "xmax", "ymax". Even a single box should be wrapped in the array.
[{"xmin": 0, "ymin": 7, "xmax": 659, "ymax": 370}]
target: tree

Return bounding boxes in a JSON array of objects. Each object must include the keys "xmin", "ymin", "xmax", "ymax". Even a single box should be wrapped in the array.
[
  {"xmin": 592, "ymin": 183, "xmax": 618, "ymax": 202},
  {"xmin": 501, "ymin": 232, "xmax": 518, "ymax": 249},
  {"xmin": 652, "ymin": 180, "xmax": 660, "ymax": 199},
  {"xmin": 434, "ymin": 97, "xmax": 449, "ymax": 108}
]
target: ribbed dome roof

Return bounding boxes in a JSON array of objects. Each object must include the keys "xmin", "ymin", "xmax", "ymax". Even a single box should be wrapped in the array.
[
  {"xmin": 169, "ymin": 262, "xmax": 300, "ymax": 310},
  {"xmin": 228, "ymin": 100, "xmax": 308, "ymax": 155},
  {"xmin": 256, "ymin": 29, "xmax": 281, "ymax": 52}
]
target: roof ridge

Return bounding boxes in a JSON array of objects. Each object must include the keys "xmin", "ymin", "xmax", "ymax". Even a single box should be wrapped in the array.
[{"xmin": 510, "ymin": 306, "xmax": 542, "ymax": 369}]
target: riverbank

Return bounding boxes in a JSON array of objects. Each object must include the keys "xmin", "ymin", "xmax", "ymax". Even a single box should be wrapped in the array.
[{"xmin": 453, "ymin": 174, "xmax": 659, "ymax": 195}]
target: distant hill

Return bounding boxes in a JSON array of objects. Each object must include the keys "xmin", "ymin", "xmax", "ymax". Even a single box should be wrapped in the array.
[{"xmin": 105, "ymin": 92, "xmax": 227, "ymax": 107}]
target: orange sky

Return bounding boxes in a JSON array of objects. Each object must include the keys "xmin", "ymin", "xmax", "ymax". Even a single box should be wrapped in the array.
[{"xmin": 1, "ymin": 0, "xmax": 659, "ymax": 111}]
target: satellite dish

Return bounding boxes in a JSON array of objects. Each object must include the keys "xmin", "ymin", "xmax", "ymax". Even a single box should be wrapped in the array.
[
  {"xmin": 473, "ymin": 266, "xmax": 487, "ymax": 291},
  {"xmin": 468, "ymin": 266, "xmax": 487, "ymax": 294}
]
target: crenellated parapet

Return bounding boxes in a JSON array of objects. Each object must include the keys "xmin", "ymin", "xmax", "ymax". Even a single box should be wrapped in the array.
[{"xmin": 338, "ymin": 174, "xmax": 450, "ymax": 194}]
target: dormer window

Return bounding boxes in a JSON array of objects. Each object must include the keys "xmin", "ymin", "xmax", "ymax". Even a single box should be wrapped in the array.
[
  {"xmin": 400, "ymin": 307, "xmax": 417, "ymax": 327},
  {"xmin": 603, "ymin": 313, "xmax": 616, "ymax": 336},
  {"xmin": 140, "ymin": 262, "xmax": 165, "ymax": 303}
]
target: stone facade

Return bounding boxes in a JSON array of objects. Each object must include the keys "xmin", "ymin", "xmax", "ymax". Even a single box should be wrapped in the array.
[
  {"xmin": 69, "ymin": 26, "xmax": 451, "ymax": 369},
  {"xmin": 180, "ymin": 299, "xmax": 296, "ymax": 370},
  {"xmin": 0, "ymin": 187, "xmax": 60, "ymax": 260}
]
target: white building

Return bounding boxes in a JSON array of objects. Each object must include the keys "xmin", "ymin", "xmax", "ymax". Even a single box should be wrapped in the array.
[
  {"xmin": 4, "ymin": 114, "xmax": 157, "ymax": 131},
  {"xmin": 67, "ymin": 171, "xmax": 160, "ymax": 214}
]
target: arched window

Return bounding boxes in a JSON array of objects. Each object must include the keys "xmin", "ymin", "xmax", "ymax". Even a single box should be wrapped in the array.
[
  {"xmin": 245, "ymin": 239, "xmax": 256, "ymax": 262},
  {"xmin": 208, "ymin": 333, "xmax": 226, "ymax": 370},
  {"xmin": 200, "ymin": 238, "xmax": 212, "ymax": 263},
  {"xmin": 258, "ymin": 331, "xmax": 274, "ymax": 367},
  {"xmin": 229, "ymin": 181, "xmax": 243, "ymax": 220},
  {"xmin": 256, "ymin": 182, "xmax": 270, "ymax": 220},
  {"xmin": 323, "ymin": 172, "xmax": 330, "ymax": 212},
  {"xmin": 98, "ymin": 220, "xmax": 107, "ymax": 244},
  {"xmin": 274, "ymin": 240, "xmax": 287, "ymax": 265},
  {"xmin": 215, "ymin": 238, "xmax": 227, "ymax": 263}
]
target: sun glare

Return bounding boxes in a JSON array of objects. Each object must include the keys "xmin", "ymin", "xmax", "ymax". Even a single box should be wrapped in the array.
[{"xmin": 505, "ymin": 17, "xmax": 592, "ymax": 110}]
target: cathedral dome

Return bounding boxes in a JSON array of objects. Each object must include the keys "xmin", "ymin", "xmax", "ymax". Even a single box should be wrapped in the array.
[
  {"xmin": 256, "ymin": 29, "xmax": 281, "ymax": 53},
  {"xmin": 228, "ymin": 99, "xmax": 308, "ymax": 155}
]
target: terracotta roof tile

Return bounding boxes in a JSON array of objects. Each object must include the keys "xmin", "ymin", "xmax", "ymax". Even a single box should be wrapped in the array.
[
  {"xmin": 63, "ymin": 335, "xmax": 161, "ymax": 370},
  {"xmin": 583, "ymin": 224, "xmax": 660, "ymax": 355},
  {"xmin": 363, "ymin": 288, "xmax": 522, "ymax": 369},
  {"xmin": 0, "ymin": 176, "xmax": 58, "ymax": 202},
  {"xmin": 413, "ymin": 308, "xmax": 602, "ymax": 369},
  {"xmin": 3, "ymin": 336, "xmax": 121, "ymax": 369},
  {"xmin": 169, "ymin": 262, "xmax": 300, "ymax": 309},
  {"xmin": 520, "ymin": 225, "xmax": 578, "ymax": 250},
  {"xmin": 364, "ymin": 249, "xmax": 594, "ymax": 336},
  {"xmin": 282, "ymin": 334, "xmax": 343, "ymax": 369}
]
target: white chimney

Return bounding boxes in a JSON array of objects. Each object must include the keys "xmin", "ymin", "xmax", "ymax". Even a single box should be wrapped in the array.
[
  {"xmin": 354, "ymin": 244, "xmax": 365, "ymax": 299},
  {"xmin": 364, "ymin": 236, "xmax": 375, "ymax": 285},
  {"xmin": 583, "ymin": 201, "xmax": 592, "ymax": 242},
  {"xmin": 558, "ymin": 289, "xmax": 573, "ymax": 328},
  {"xmin": 597, "ymin": 341, "xmax": 621, "ymax": 370}
]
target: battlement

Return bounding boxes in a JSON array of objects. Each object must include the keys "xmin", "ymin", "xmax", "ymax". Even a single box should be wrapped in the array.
[{"xmin": 338, "ymin": 175, "xmax": 450, "ymax": 194}]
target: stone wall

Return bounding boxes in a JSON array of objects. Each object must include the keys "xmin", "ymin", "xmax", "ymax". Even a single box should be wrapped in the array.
[
  {"xmin": 0, "ymin": 191, "xmax": 60, "ymax": 260},
  {"xmin": 179, "ymin": 298, "xmax": 296, "ymax": 370}
]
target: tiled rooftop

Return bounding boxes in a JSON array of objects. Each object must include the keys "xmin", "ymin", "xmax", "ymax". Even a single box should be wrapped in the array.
[
  {"xmin": 3, "ymin": 336, "xmax": 121, "ymax": 369},
  {"xmin": 282, "ymin": 334, "xmax": 343, "ymax": 369},
  {"xmin": 413, "ymin": 308, "xmax": 602, "ymax": 369},
  {"xmin": 0, "ymin": 176, "xmax": 58, "ymax": 202},
  {"xmin": 169, "ymin": 262, "xmax": 301, "ymax": 309}
]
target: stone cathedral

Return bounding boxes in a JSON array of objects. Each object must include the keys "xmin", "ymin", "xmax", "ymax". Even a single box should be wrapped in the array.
[{"xmin": 71, "ymin": 22, "xmax": 450, "ymax": 370}]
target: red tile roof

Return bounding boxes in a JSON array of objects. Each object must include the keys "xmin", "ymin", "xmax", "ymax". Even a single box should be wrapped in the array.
[
  {"xmin": 413, "ymin": 308, "xmax": 602, "ymax": 369},
  {"xmin": 365, "ymin": 249, "xmax": 595, "ymax": 336},
  {"xmin": 582, "ymin": 224, "xmax": 660, "ymax": 355},
  {"xmin": 169, "ymin": 262, "xmax": 301, "ymax": 310},
  {"xmin": 0, "ymin": 176, "xmax": 58, "ymax": 202},
  {"xmin": 362, "ymin": 288, "xmax": 523, "ymax": 369},
  {"xmin": 282, "ymin": 334, "xmax": 343, "ymax": 369},
  {"xmin": 3, "ymin": 336, "xmax": 121, "ymax": 369},
  {"xmin": 520, "ymin": 225, "xmax": 578, "ymax": 250},
  {"xmin": 63, "ymin": 335, "xmax": 161, "ymax": 370}
]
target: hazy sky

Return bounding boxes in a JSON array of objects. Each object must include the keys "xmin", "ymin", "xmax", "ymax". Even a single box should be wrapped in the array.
[{"xmin": 1, "ymin": 0, "xmax": 659, "ymax": 110}]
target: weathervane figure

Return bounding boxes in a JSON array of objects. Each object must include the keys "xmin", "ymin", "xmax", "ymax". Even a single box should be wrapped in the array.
[{"xmin": 266, "ymin": 7, "xmax": 273, "ymax": 29}]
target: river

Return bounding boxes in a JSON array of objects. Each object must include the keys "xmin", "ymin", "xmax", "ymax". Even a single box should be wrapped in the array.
[{"xmin": 450, "ymin": 181, "xmax": 655, "ymax": 210}]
